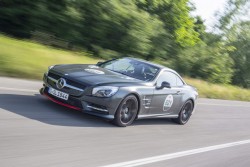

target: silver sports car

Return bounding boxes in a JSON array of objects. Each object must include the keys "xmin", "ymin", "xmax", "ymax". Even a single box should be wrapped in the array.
[{"xmin": 40, "ymin": 57, "xmax": 198, "ymax": 127}]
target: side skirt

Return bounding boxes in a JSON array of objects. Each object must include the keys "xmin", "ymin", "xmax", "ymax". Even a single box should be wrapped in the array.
[{"xmin": 137, "ymin": 114, "xmax": 178, "ymax": 120}]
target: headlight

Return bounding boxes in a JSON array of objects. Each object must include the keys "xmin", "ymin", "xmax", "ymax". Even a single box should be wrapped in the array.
[
  {"xmin": 92, "ymin": 86, "xmax": 119, "ymax": 97},
  {"xmin": 48, "ymin": 65, "xmax": 54, "ymax": 71}
]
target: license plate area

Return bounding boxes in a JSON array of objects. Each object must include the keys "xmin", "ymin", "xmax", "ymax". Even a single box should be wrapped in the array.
[{"xmin": 48, "ymin": 87, "xmax": 69, "ymax": 100}]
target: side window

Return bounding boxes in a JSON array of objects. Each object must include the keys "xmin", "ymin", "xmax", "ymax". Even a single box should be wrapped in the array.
[
  {"xmin": 156, "ymin": 71, "xmax": 177, "ymax": 87},
  {"xmin": 176, "ymin": 76, "xmax": 184, "ymax": 86}
]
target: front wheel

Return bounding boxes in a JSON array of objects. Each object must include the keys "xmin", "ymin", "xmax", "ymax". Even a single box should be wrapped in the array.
[
  {"xmin": 113, "ymin": 95, "xmax": 138, "ymax": 127},
  {"xmin": 173, "ymin": 100, "xmax": 193, "ymax": 125}
]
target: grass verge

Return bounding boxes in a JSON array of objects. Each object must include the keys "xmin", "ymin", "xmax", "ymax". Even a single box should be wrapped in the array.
[
  {"xmin": 0, "ymin": 34, "xmax": 99, "ymax": 79},
  {"xmin": 185, "ymin": 78, "xmax": 250, "ymax": 101},
  {"xmin": 0, "ymin": 34, "xmax": 249, "ymax": 101}
]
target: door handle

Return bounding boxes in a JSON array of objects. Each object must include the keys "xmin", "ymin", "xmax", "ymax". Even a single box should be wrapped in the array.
[{"xmin": 176, "ymin": 91, "xmax": 181, "ymax": 95}]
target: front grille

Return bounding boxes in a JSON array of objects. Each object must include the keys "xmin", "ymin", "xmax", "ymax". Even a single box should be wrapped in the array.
[
  {"xmin": 48, "ymin": 72, "xmax": 61, "ymax": 80},
  {"xmin": 47, "ymin": 72, "xmax": 85, "ymax": 96}
]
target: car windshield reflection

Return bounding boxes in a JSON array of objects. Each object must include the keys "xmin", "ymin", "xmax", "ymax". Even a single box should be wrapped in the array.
[{"xmin": 99, "ymin": 58, "xmax": 160, "ymax": 81}]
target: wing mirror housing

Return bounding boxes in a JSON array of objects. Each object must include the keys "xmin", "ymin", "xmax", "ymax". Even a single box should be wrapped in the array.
[
  {"xmin": 156, "ymin": 81, "xmax": 171, "ymax": 89},
  {"xmin": 96, "ymin": 61, "xmax": 103, "ymax": 66}
]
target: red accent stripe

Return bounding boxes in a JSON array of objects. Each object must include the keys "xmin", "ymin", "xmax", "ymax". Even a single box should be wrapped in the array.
[{"xmin": 44, "ymin": 93, "xmax": 81, "ymax": 111}]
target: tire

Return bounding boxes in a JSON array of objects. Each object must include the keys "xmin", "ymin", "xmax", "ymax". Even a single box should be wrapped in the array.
[
  {"xmin": 173, "ymin": 100, "xmax": 193, "ymax": 125},
  {"xmin": 113, "ymin": 95, "xmax": 139, "ymax": 127}
]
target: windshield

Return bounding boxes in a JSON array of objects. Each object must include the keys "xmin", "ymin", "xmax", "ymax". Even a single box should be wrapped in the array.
[{"xmin": 99, "ymin": 58, "xmax": 160, "ymax": 81}]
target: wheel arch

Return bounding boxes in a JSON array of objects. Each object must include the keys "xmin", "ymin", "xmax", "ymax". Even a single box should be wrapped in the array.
[
  {"xmin": 112, "ymin": 92, "xmax": 141, "ymax": 127},
  {"xmin": 188, "ymin": 98, "xmax": 195, "ymax": 107},
  {"xmin": 129, "ymin": 92, "xmax": 141, "ymax": 118},
  {"xmin": 117, "ymin": 92, "xmax": 141, "ymax": 118},
  {"xmin": 178, "ymin": 97, "xmax": 195, "ymax": 115}
]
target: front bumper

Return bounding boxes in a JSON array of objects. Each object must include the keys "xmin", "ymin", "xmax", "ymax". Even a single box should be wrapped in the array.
[
  {"xmin": 40, "ymin": 84, "xmax": 119, "ymax": 120},
  {"xmin": 40, "ymin": 86, "xmax": 114, "ymax": 120}
]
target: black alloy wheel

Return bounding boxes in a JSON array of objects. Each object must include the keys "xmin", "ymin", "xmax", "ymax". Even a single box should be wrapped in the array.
[
  {"xmin": 173, "ymin": 100, "xmax": 193, "ymax": 125},
  {"xmin": 113, "ymin": 95, "xmax": 139, "ymax": 127}
]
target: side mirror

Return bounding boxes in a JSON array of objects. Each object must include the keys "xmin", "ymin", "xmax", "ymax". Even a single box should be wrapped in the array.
[
  {"xmin": 156, "ymin": 81, "xmax": 171, "ymax": 89},
  {"xmin": 96, "ymin": 61, "xmax": 103, "ymax": 66}
]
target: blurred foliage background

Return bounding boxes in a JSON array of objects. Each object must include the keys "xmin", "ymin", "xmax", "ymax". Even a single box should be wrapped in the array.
[{"xmin": 0, "ymin": 0, "xmax": 249, "ymax": 88}]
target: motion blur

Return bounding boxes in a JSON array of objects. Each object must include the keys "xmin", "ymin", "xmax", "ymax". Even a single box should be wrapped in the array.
[{"xmin": 0, "ymin": 0, "xmax": 249, "ymax": 88}]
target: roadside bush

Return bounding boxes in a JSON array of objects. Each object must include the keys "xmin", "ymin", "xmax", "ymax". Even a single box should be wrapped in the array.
[{"xmin": 176, "ymin": 44, "xmax": 234, "ymax": 84}]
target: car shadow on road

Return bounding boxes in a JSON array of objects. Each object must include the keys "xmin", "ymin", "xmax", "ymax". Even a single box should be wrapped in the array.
[
  {"xmin": 133, "ymin": 118, "xmax": 176, "ymax": 126},
  {"xmin": 0, "ymin": 93, "xmax": 114, "ymax": 127},
  {"xmin": 0, "ymin": 93, "xmax": 177, "ymax": 127}
]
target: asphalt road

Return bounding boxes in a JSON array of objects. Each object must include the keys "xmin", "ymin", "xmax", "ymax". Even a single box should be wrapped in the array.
[{"xmin": 1, "ymin": 77, "xmax": 250, "ymax": 167}]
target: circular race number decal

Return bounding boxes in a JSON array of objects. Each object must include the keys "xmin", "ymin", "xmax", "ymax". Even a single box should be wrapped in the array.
[
  {"xmin": 85, "ymin": 69, "xmax": 104, "ymax": 74},
  {"xmin": 163, "ymin": 95, "xmax": 173, "ymax": 111}
]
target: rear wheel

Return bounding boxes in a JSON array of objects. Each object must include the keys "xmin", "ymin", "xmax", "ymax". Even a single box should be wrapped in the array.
[
  {"xmin": 173, "ymin": 100, "xmax": 193, "ymax": 125},
  {"xmin": 113, "ymin": 95, "xmax": 138, "ymax": 127}
]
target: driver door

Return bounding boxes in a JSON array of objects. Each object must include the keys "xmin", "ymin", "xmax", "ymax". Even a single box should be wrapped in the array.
[{"xmin": 149, "ymin": 71, "xmax": 183, "ymax": 115}]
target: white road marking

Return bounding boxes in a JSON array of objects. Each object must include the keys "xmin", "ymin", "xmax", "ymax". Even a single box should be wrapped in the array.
[
  {"xmin": 101, "ymin": 139, "xmax": 250, "ymax": 167},
  {"xmin": 198, "ymin": 102, "xmax": 250, "ymax": 107},
  {"xmin": 0, "ymin": 87, "xmax": 38, "ymax": 93}
]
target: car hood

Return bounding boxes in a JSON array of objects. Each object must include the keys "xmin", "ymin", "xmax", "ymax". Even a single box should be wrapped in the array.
[{"xmin": 50, "ymin": 64, "xmax": 143, "ymax": 86}]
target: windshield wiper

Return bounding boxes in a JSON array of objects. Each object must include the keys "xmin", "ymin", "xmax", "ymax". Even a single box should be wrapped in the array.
[{"xmin": 108, "ymin": 69, "xmax": 133, "ymax": 78}]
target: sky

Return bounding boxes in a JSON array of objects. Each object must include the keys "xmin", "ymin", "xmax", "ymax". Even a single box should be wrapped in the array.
[{"xmin": 191, "ymin": 0, "xmax": 227, "ymax": 30}]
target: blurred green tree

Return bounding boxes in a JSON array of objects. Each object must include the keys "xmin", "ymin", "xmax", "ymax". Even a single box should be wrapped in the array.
[
  {"xmin": 0, "ymin": 0, "xmax": 37, "ymax": 37},
  {"xmin": 75, "ymin": 0, "xmax": 168, "ymax": 59},
  {"xmin": 215, "ymin": 0, "xmax": 250, "ymax": 87},
  {"xmin": 226, "ymin": 21, "xmax": 250, "ymax": 88},
  {"xmin": 135, "ymin": 0, "xmax": 200, "ymax": 48}
]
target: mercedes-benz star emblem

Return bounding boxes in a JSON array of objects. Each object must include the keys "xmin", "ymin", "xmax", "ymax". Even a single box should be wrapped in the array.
[{"xmin": 56, "ymin": 78, "xmax": 66, "ymax": 89}]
